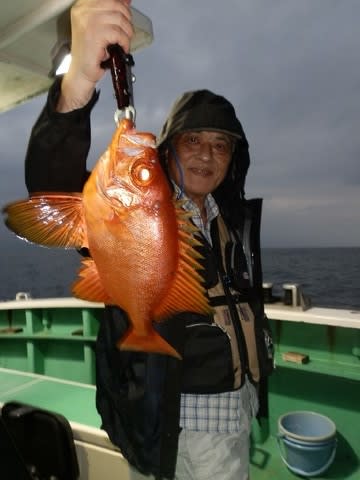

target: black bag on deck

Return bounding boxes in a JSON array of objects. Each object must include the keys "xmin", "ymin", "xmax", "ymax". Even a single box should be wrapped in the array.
[
  {"xmin": 1, "ymin": 401, "xmax": 79, "ymax": 480},
  {"xmin": 0, "ymin": 415, "xmax": 33, "ymax": 479}
]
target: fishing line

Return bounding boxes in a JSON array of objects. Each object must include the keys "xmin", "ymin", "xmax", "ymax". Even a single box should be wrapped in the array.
[{"xmin": 169, "ymin": 143, "xmax": 185, "ymax": 199}]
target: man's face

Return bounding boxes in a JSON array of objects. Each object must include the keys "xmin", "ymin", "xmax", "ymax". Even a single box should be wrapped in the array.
[{"xmin": 168, "ymin": 130, "xmax": 233, "ymax": 207}]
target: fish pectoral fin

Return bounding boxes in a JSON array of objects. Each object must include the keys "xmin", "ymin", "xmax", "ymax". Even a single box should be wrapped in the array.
[
  {"xmin": 72, "ymin": 258, "xmax": 113, "ymax": 303},
  {"xmin": 3, "ymin": 193, "xmax": 86, "ymax": 249},
  {"xmin": 154, "ymin": 204, "xmax": 214, "ymax": 320}
]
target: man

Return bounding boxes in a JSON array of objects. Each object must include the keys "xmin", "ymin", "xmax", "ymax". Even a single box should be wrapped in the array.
[{"xmin": 24, "ymin": 1, "xmax": 274, "ymax": 479}]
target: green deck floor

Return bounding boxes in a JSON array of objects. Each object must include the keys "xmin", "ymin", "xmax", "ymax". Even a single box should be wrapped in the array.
[
  {"xmin": 1, "ymin": 367, "xmax": 359, "ymax": 480},
  {"xmin": 0, "ymin": 367, "xmax": 100, "ymax": 428}
]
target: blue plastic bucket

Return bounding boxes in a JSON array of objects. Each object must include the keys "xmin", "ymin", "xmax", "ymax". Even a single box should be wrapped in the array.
[{"xmin": 277, "ymin": 411, "xmax": 337, "ymax": 477}]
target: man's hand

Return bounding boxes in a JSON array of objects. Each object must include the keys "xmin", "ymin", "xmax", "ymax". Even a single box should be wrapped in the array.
[{"xmin": 57, "ymin": 0, "xmax": 134, "ymax": 112}]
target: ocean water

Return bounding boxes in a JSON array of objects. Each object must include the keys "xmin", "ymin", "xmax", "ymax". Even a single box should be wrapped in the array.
[
  {"xmin": 261, "ymin": 247, "xmax": 360, "ymax": 310},
  {"xmin": 0, "ymin": 242, "xmax": 359, "ymax": 310}
]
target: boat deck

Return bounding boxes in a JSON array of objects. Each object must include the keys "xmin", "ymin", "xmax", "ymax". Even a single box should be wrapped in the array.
[
  {"xmin": 0, "ymin": 367, "xmax": 99, "ymax": 427},
  {"xmin": 0, "ymin": 368, "xmax": 134, "ymax": 480},
  {"xmin": 1, "ymin": 300, "xmax": 359, "ymax": 478},
  {"xmin": 1, "ymin": 367, "xmax": 359, "ymax": 480}
]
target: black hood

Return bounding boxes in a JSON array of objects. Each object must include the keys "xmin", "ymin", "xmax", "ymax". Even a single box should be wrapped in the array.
[
  {"xmin": 157, "ymin": 89, "xmax": 251, "ymax": 224},
  {"xmin": 157, "ymin": 89, "xmax": 248, "ymax": 147}
]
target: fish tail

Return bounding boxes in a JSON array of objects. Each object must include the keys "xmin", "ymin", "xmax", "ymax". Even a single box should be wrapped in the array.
[{"xmin": 117, "ymin": 329, "xmax": 181, "ymax": 360}]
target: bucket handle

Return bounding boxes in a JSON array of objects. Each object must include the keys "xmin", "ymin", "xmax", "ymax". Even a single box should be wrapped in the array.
[{"xmin": 277, "ymin": 434, "xmax": 337, "ymax": 477}]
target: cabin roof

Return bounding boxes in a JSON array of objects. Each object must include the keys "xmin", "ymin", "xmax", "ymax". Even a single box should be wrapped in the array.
[{"xmin": 0, "ymin": 0, "xmax": 153, "ymax": 113}]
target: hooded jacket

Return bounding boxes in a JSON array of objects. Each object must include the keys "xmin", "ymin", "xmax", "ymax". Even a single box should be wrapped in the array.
[
  {"xmin": 24, "ymin": 79, "xmax": 273, "ymax": 479},
  {"xmin": 157, "ymin": 89, "xmax": 250, "ymax": 214}
]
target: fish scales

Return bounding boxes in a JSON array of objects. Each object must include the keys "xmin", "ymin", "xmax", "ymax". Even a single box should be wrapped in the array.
[{"xmin": 3, "ymin": 119, "xmax": 212, "ymax": 358}]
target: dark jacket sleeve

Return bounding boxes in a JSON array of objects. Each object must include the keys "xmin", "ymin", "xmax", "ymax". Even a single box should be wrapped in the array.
[
  {"xmin": 95, "ymin": 306, "xmax": 184, "ymax": 479},
  {"xmin": 25, "ymin": 77, "xmax": 99, "ymax": 194}
]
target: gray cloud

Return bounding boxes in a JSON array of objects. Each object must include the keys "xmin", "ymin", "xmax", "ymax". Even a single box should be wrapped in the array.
[{"xmin": 0, "ymin": 0, "xmax": 359, "ymax": 248}]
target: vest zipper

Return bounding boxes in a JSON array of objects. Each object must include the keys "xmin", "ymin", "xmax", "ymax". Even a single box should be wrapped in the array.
[{"xmin": 186, "ymin": 321, "xmax": 232, "ymax": 341}]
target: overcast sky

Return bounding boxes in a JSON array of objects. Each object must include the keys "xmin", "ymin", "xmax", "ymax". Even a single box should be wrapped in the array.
[{"xmin": 1, "ymin": 0, "xmax": 359, "ymax": 249}]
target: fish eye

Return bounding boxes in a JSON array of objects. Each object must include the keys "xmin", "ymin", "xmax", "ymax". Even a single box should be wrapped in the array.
[{"xmin": 131, "ymin": 162, "xmax": 154, "ymax": 186}]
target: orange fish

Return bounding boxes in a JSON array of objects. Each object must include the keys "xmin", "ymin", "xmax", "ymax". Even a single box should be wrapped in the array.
[{"xmin": 3, "ymin": 119, "xmax": 212, "ymax": 359}]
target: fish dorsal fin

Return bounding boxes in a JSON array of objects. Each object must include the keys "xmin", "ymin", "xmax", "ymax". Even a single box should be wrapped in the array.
[
  {"xmin": 72, "ymin": 258, "xmax": 113, "ymax": 303},
  {"xmin": 3, "ymin": 193, "xmax": 87, "ymax": 249},
  {"xmin": 153, "ymin": 199, "xmax": 213, "ymax": 320}
]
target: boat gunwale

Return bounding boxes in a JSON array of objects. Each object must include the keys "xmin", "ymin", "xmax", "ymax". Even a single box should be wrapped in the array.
[{"xmin": 1, "ymin": 297, "xmax": 359, "ymax": 329}]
